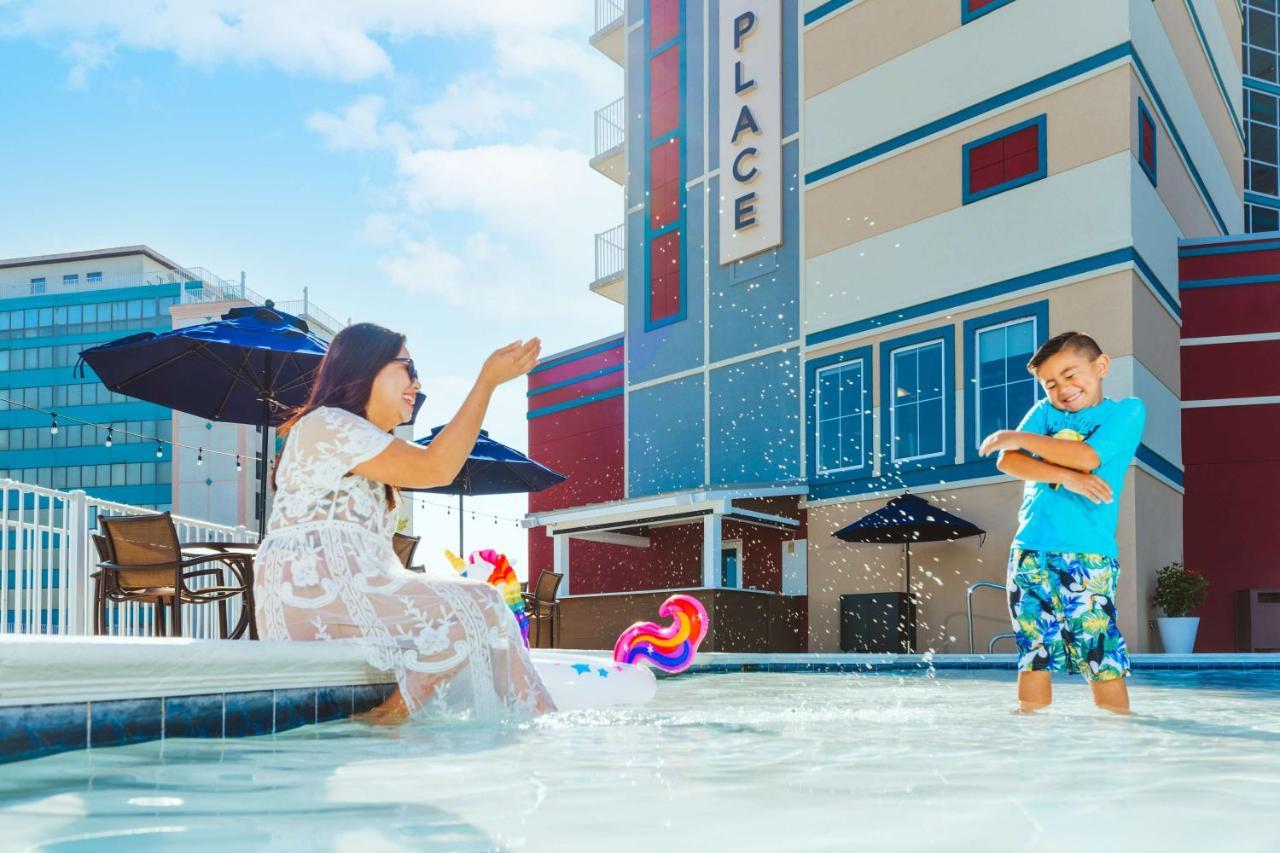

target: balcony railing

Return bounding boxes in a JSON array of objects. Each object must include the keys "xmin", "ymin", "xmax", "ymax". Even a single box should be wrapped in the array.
[
  {"xmin": 594, "ymin": 0, "xmax": 624, "ymax": 37},
  {"xmin": 594, "ymin": 97, "xmax": 625, "ymax": 160},
  {"xmin": 0, "ymin": 267, "xmax": 265, "ymax": 305},
  {"xmin": 275, "ymin": 291, "xmax": 345, "ymax": 336},
  {"xmin": 594, "ymin": 224, "xmax": 625, "ymax": 283}
]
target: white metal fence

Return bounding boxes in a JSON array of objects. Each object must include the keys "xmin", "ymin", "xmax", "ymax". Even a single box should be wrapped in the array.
[
  {"xmin": 594, "ymin": 97, "xmax": 625, "ymax": 159},
  {"xmin": 0, "ymin": 478, "xmax": 256, "ymax": 640}
]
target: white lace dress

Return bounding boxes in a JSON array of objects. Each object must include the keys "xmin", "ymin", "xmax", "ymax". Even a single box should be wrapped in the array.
[{"xmin": 253, "ymin": 406, "xmax": 554, "ymax": 720}]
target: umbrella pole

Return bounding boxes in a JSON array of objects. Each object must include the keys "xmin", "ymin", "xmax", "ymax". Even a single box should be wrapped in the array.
[
  {"xmin": 459, "ymin": 494, "xmax": 464, "ymax": 556},
  {"xmin": 904, "ymin": 543, "xmax": 913, "ymax": 654},
  {"xmin": 258, "ymin": 352, "xmax": 272, "ymax": 540}
]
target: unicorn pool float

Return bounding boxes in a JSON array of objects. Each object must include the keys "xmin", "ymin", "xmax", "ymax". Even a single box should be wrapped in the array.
[{"xmin": 444, "ymin": 550, "xmax": 709, "ymax": 711}]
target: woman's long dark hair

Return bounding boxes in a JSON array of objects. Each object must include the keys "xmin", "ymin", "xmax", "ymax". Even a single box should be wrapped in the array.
[{"xmin": 273, "ymin": 322, "xmax": 406, "ymax": 504}]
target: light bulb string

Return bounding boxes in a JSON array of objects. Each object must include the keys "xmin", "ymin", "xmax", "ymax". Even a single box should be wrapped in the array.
[
  {"xmin": 1, "ymin": 394, "xmax": 262, "ymax": 464},
  {"xmin": 402, "ymin": 492, "xmax": 525, "ymax": 527}
]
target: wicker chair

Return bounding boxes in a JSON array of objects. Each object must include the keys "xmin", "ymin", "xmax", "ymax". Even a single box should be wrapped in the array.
[
  {"xmin": 522, "ymin": 571, "xmax": 563, "ymax": 648},
  {"xmin": 392, "ymin": 532, "xmax": 423, "ymax": 572},
  {"xmin": 96, "ymin": 513, "xmax": 257, "ymax": 639}
]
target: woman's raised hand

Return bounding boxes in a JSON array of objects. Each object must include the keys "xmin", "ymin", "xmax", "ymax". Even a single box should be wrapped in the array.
[{"xmin": 479, "ymin": 338, "xmax": 542, "ymax": 389}]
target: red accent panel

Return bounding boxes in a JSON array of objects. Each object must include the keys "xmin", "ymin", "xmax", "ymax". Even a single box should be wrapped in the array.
[
  {"xmin": 649, "ymin": 230, "xmax": 682, "ymax": 323},
  {"xmin": 1180, "ymin": 282, "xmax": 1280, "ymax": 338},
  {"xmin": 1184, "ymin": 406, "xmax": 1280, "ymax": 464},
  {"xmin": 1183, "ymin": 460, "xmax": 1280, "ymax": 651},
  {"xmin": 1180, "ymin": 248, "xmax": 1280, "ymax": 282},
  {"xmin": 527, "ymin": 371, "xmax": 623, "ymax": 412},
  {"xmin": 528, "ymin": 396, "xmax": 624, "ymax": 513},
  {"xmin": 649, "ymin": 47, "xmax": 680, "ymax": 140},
  {"xmin": 649, "ymin": 140, "xmax": 682, "ymax": 229},
  {"xmin": 967, "ymin": 0, "xmax": 999, "ymax": 11},
  {"xmin": 649, "ymin": 0, "xmax": 680, "ymax": 49},
  {"xmin": 1181, "ymin": 341, "xmax": 1280, "ymax": 401},
  {"xmin": 967, "ymin": 125, "xmax": 1039, "ymax": 195},
  {"xmin": 529, "ymin": 344, "xmax": 622, "ymax": 391}
]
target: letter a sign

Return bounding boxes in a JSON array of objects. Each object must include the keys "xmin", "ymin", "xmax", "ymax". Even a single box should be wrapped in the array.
[{"xmin": 719, "ymin": 0, "xmax": 780, "ymax": 265}]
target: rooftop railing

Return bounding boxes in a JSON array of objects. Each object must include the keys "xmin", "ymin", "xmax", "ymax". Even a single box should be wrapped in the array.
[{"xmin": 594, "ymin": 0, "xmax": 624, "ymax": 37}]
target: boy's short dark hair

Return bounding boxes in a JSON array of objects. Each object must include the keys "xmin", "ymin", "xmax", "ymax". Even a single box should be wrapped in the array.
[{"xmin": 1027, "ymin": 331, "xmax": 1103, "ymax": 372}]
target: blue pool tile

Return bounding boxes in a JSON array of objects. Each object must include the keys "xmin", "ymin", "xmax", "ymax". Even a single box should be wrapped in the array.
[
  {"xmin": 0, "ymin": 703, "xmax": 87, "ymax": 764},
  {"xmin": 89, "ymin": 698, "xmax": 162, "ymax": 749},
  {"xmin": 273, "ymin": 688, "xmax": 316, "ymax": 733},
  {"xmin": 164, "ymin": 694, "xmax": 225, "ymax": 739},
  {"xmin": 222, "ymin": 690, "xmax": 275, "ymax": 738},
  {"xmin": 315, "ymin": 687, "xmax": 351, "ymax": 723},
  {"xmin": 352, "ymin": 685, "xmax": 385, "ymax": 715}
]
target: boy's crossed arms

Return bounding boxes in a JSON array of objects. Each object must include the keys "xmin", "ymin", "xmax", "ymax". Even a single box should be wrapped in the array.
[{"xmin": 979, "ymin": 429, "xmax": 1112, "ymax": 505}]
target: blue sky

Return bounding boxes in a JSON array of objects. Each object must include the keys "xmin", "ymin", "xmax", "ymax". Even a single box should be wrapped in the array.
[{"xmin": 0, "ymin": 0, "xmax": 624, "ymax": 572}]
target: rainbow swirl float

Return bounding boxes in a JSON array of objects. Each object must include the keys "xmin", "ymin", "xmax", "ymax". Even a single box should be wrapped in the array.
[{"xmin": 612, "ymin": 594, "xmax": 709, "ymax": 673}]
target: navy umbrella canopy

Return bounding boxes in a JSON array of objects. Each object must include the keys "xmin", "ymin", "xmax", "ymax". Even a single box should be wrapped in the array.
[
  {"xmin": 78, "ymin": 302, "xmax": 329, "ymax": 536},
  {"xmin": 833, "ymin": 493, "xmax": 985, "ymax": 595},
  {"xmin": 407, "ymin": 426, "xmax": 567, "ymax": 554}
]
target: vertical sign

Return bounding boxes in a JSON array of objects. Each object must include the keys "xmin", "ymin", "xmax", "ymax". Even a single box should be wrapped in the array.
[{"xmin": 719, "ymin": 0, "xmax": 780, "ymax": 265}]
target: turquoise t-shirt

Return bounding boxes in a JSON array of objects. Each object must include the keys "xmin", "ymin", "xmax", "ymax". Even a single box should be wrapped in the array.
[{"xmin": 1010, "ymin": 396, "xmax": 1146, "ymax": 558}]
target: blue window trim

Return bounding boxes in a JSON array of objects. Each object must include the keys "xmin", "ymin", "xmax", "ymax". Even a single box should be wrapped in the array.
[
  {"xmin": 961, "ymin": 0, "xmax": 1017, "ymax": 25},
  {"xmin": 961, "ymin": 300, "xmax": 1048, "ymax": 465},
  {"xmin": 805, "ymin": 345, "xmax": 873, "ymax": 482},
  {"xmin": 962, "ymin": 114, "xmax": 1047, "ymax": 205},
  {"xmin": 879, "ymin": 324, "xmax": 955, "ymax": 475},
  {"xmin": 1137, "ymin": 97, "xmax": 1158, "ymax": 187},
  {"xmin": 642, "ymin": 0, "xmax": 688, "ymax": 332}
]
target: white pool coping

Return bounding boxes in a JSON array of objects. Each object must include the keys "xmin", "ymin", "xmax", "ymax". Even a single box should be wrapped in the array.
[{"xmin": 1, "ymin": 637, "xmax": 1274, "ymax": 708}]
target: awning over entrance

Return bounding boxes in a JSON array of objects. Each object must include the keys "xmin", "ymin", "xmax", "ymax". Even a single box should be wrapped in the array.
[{"xmin": 523, "ymin": 486, "xmax": 806, "ymax": 594}]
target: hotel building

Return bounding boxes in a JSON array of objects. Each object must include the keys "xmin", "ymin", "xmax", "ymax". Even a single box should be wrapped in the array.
[{"xmin": 527, "ymin": 0, "xmax": 1278, "ymax": 653}]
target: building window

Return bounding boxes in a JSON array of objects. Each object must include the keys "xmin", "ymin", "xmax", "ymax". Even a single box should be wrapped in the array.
[
  {"xmin": 889, "ymin": 340, "xmax": 946, "ymax": 463},
  {"xmin": 962, "ymin": 301, "xmax": 1047, "ymax": 461},
  {"xmin": 29, "ymin": 277, "xmax": 46, "ymax": 294},
  {"xmin": 1248, "ymin": 203, "xmax": 1280, "ymax": 232},
  {"xmin": 645, "ymin": 0, "xmax": 685, "ymax": 330},
  {"xmin": 962, "ymin": 114, "xmax": 1047, "ymax": 204},
  {"xmin": 87, "ymin": 271, "xmax": 102, "ymax": 284},
  {"xmin": 63, "ymin": 274, "xmax": 79, "ymax": 286},
  {"xmin": 815, "ymin": 358, "xmax": 868, "ymax": 474},
  {"xmin": 961, "ymin": 0, "xmax": 1016, "ymax": 25},
  {"xmin": 1247, "ymin": 0, "xmax": 1279, "ymax": 84},
  {"xmin": 1246, "ymin": 87, "xmax": 1280, "ymax": 218},
  {"xmin": 1138, "ymin": 99, "xmax": 1157, "ymax": 186}
]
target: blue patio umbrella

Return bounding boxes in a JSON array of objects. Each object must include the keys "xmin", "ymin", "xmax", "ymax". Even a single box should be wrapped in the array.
[
  {"xmin": 406, "ymin": 427, "xmax": 567, "ymax": 555},
  {"xmin": 833, "ymin": 493, "xmax": 985, "ymax": 598},
  {"xmin": 77, "ymin": 301, "xmax": 329, "ymax": 536}
]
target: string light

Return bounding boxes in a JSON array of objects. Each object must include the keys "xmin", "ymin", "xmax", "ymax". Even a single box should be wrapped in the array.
[
  {"xmin": 196, "ymin": 448, "xmax": 204, "ymax": 466},
  {"xmin": 50, "ymin": 414, "xmax": 59, "ymax": 435},
  {"xmin": 155, "ymin": 442, "xmax": 164, "ymax": 459},
  {"xmin": 104, "ymin": 426, "xmax": 113, "ymax": 448},
  {"xmin": 235, "ymin": 455, "xmax": 242, "ymax": 472}
]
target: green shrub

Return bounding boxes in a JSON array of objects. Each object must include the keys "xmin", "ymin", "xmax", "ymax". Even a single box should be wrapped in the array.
[{"xmin": 1152, "ymin": 562, "xmax": 1208, "ymax": 618}]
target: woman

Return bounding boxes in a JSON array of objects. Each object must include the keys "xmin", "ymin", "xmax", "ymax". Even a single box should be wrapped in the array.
[{"xmin": 253, "ymin": 323, "xmax": 554, "ymax": 722}]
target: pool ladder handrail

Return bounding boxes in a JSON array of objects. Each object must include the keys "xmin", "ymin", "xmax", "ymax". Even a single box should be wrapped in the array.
[{"xmin": 967, "ymin": 581, "xmax": 1017, "ymax": 654}]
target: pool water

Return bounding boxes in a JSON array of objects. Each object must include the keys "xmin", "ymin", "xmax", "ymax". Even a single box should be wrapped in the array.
[{"xmin": 3, "ymin": 671, "xmax": 1279, "ymax": 851}]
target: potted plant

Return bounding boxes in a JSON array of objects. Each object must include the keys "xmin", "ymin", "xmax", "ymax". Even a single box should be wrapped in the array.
[{"xmin": 1152, "ymin": 562, "xmax": 1209, "ymax": 654}]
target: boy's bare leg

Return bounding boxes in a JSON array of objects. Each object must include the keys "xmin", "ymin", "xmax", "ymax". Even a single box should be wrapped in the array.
[
  {"xmin": 1090, "ymin": 678, "xmax": 1130, "ymax": 714},
  {"xmin": 1017, "ymin": 672, "xmax": 1052, "ymax": 712}
]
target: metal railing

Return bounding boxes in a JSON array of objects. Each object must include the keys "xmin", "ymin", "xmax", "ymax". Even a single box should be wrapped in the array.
[
  {"xmin": 0, "ymin": 267, "xmax": 245, "ymax": 302},
  {"xmin": 594, "ymin": 97, "xmax": 625, "ymax": 159},
  {"xmin": 594, "ymin": 224, "xmax": 625, "ymax": 283},
  {"xmin": 967, "ymin": 581, "xmax": 1017, "ymax": 654},
  {"xmin": 274, "ymin": 287, "xmax": 345, "ymax": 337},
  {"xmin": 0, "ymin": 478, "xmax": 256, "ymax": 639},
  {"xmin": 594, "ymin": 0, "xmax": 624, "ymax": 36}
]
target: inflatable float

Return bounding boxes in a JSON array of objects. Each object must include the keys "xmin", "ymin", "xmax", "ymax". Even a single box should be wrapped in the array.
[{"xmin": 530, "ymin": 650, "xmax": 657, "ymax": 711}]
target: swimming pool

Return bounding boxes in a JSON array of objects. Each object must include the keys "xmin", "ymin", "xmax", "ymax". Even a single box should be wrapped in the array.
[{"xmin": 3, "ymin": 670, "xmax": 1278, "ymax": 851}]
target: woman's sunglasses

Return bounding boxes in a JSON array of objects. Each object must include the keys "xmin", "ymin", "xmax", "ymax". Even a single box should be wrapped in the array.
[{"xmin": 390, "ymin": 357, "xmax": 418, "ymax": 383}]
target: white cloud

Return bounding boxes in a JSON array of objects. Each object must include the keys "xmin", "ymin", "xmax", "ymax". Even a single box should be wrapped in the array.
[
  {"xmin": 62, "ymin": 38, "xmax": 111, "ymax": 89},
  {"xmin": 409, "ymin": 74, "xmax": 536, "ymax": 148},
  {"xmin": 6, "ymin": 0, "xmax": 592, "ymax": 84},
  {"xmin": 307, "ymin": 95, "xmax": 404, "ymax": 152}
]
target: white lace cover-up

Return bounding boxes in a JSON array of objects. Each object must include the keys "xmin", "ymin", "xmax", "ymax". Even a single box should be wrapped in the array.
[{"xmin": 253, "ymin": 406, "xmax": 554, "ymax": 719}]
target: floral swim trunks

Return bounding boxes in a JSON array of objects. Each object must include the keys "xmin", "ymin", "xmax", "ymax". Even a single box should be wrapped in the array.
[{"xmin": 1007, "ymin": 548, "xmax": 1130, "ymax": 682}]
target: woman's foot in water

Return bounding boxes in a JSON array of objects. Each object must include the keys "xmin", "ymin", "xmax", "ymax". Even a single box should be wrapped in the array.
[{"xmin": 353, "ymin": 686, "xmax": 410, "ymax": 725}]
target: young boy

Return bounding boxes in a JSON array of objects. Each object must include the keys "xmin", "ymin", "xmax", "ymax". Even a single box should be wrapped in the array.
[{"xmin": 978, "ymin": 331, "xmax": 1146, "ymax": 713}]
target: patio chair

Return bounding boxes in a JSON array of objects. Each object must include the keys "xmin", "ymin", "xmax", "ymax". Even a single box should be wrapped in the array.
[
  {"xmin": 522, "ymin": 571, "xmax": 563, "ymax": 648},
  {"xmin": 392, "ymin": 532, "xmax": 424, "ymax": 572},
  {"xmin": 96, "ymin": 513, "xmax": 256, "ymax": 639}
]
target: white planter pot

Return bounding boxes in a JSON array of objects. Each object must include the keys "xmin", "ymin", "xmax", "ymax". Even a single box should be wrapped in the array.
[{"xmin": 1157, "ymin": 616, "xmax": 1200, "ymax": 654}]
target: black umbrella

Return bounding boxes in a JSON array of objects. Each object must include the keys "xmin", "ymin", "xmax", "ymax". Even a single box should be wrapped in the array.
[
  {"xmin": 406, "ymin": 427, "xmax": 566, "ymax": 554},
  {"xmin": 78, "ymin": 301, "xmax": 328, "ymax": 537},
  {"xmin": 833, "ymin": 493, "xmax": 985, "ymax": 599}
]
